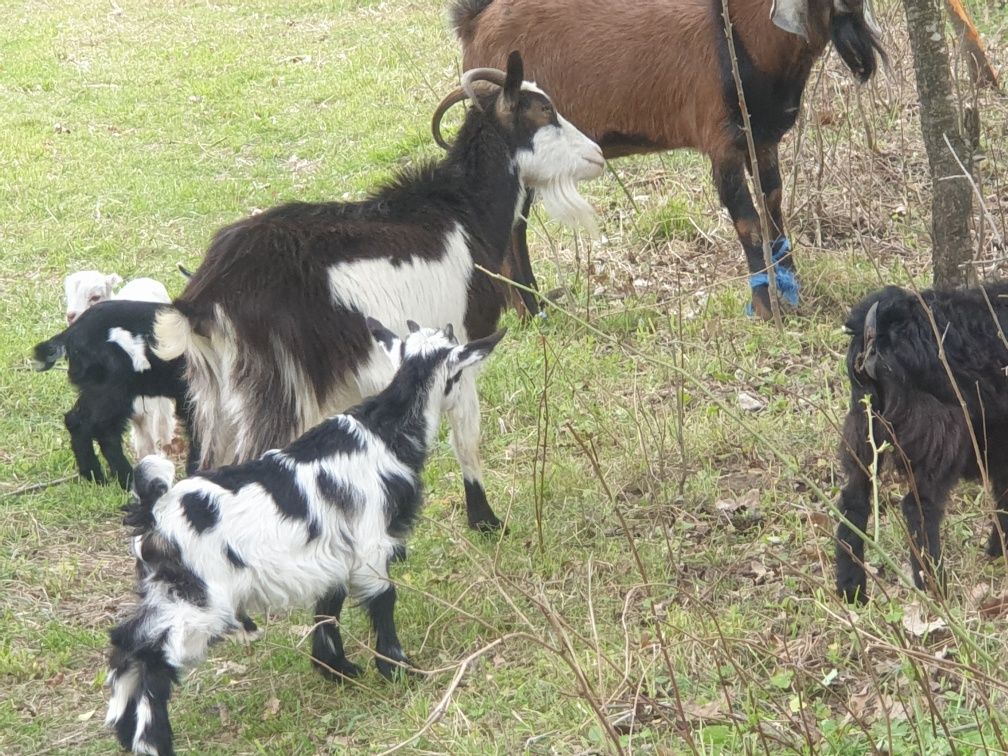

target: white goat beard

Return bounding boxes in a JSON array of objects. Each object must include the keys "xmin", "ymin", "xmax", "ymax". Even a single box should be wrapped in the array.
[{"xmin": 537, "ymin": 180, "xmax": 600, "ymax": 238}]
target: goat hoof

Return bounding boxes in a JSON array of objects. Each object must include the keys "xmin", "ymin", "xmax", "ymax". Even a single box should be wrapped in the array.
[
  {"xmin": 986, "ymin": 533, "xmax": 1007, "ymax": 559},
  {"xmin": 837, "ymin": 580, "xmax": 868, "ymax": 605},
  {"xmin": 313, "ymin": 656, "xmax": 362, "ymax": 682},
  {"xmin": 748, "ymin": 288, "xmax": 775, "ymax": 321},
  {"xmin": 376, "ymin": 654, "xmax": 418, "ymax": 682},
  {"xmin": 469, "ymin": 515, "xmax": 506, "ymax": 534},
  {"xmin": 84, "ymin": 469, "xmax": 108, "ymax": 485}
]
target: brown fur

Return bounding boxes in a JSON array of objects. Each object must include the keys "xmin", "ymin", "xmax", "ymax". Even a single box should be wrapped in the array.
[
  {"xmin": 459, "ymin": 0, "xmax": 826, "ymax": 161},
  {"xmin": 456, "ymin": 0, "xmax": 882, "ymax": 318}
]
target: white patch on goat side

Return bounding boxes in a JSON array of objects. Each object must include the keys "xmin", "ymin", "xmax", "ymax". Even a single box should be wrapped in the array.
[
  {"xmin": 327, "ymin": 222, "xmax": 474, "ymax": 342},
  {"xmin": 328, "ymin": 223, "xmax": 473, "ymax": 336},
  {"xmin": 108, "ymin": 328, "xmax": 151, "ymax": 372}
]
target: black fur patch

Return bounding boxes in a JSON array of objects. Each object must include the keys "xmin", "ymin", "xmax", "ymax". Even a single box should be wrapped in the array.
[
  {"xmin": 306, "ymin": 519, "xmax": 321, "ymax": 542},
  {"xmin": 444, "ymin": 371, "xmax": 462, "ymax": 396},
  {"xmin": 181, "ymin": 491, "xmax": 219, "ymax": 533},
  {"xmin": 225, "ymin": 545, "xmax": 247, "ymax": 569},
  {"xmin": 284, "ymin": 417, "xmax": 366, "ymax": 463},
  {"xmin": 316, "ymin": 470, "xmax": 362, "ymax": 511},
  {"xmin": 202, "ymin": 455, "xmax": 311, "ymax": 523},
  {"xmin": 831, "ymin": 13, "xmax": 885, "ymax": 83},
  {"xmin": 152, "ymin": 560, "xmax": 209, "ymax": 607},
  {"xmin": 108, "ymin": 619, "xmax": 179, "ymax": 755},
  {"xmin": 713, "ymin": 0, "xmax": 812, "ymax": 148},
  {"xmin": 381, "ymin": 471, "xmax": 421, "ymax": 538}
]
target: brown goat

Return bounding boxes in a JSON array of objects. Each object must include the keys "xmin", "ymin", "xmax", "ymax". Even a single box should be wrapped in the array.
[{"xmin": 453, "ymin": 0, "xmax": 885, "ymax": 319}]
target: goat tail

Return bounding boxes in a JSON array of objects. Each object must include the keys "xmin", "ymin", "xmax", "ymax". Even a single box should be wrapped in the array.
[
  {"xmin": 106, "ymin": 618, "xmax": 178, "ymax": 756},
  {"xmin": 449, "ymin": 0, "xmax": 494, "ymax": 42},
  {"xmin": 32, "ymin": 331, "xmax": 67, "ymax": 371},
  {"xmin": 151, "ymin": 308, "xmax": 191, "ymax": 362}
]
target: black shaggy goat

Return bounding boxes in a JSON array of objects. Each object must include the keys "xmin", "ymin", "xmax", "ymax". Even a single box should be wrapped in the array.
[
  {"xmin": 453, "ymin": 0, "xmax": 885, "ymax": 318},
  {"xmin": 836, "ymin": 284, "xmax": 1008, "ymax": 603},
  {"xmin": 33, "ymin": 300, "xmax": 199, "ymax": 487},
  {"xmin": 154, "ymin": 52, "xmax": 602, "ymax": 533}
]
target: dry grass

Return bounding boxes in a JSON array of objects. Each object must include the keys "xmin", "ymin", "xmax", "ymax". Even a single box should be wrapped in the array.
[{"xmin": 2, "ymin": 0, "xmax": 1008, "ymax": 753}]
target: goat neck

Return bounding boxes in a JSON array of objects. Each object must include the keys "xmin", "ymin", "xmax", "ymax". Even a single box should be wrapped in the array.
[
  {"xmin": 441, "ymin": 109, "xmax": 524, "ymax": 268},
  {"xmin": 349, "ymin": 354, "xmax": 444, "ymax": 471}
]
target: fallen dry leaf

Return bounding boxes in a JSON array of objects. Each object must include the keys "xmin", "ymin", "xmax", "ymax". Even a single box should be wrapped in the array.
[
  {"xmin": 901, "ymin": 602, "xmax": 948, "ymax": 638},
  {"xmin": 737, "ymin": 390, "xmax": 767, "ymax": 412},
  {"xmin": 715, "ymin": 488, "xmax": 760, "ymax": 514},
  {"xmin": 262, "ymin": 697, "xmax": 281, "ymax": 721},
  {"xmin": 979, "ymin": 594, "xmax": 1008, "ymax": 620}
]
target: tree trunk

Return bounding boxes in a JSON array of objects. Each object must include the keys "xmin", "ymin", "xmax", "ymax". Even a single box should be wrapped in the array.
[{"xmin": 902, "ymin": 0, "xmax": 975, "ymax": 287}]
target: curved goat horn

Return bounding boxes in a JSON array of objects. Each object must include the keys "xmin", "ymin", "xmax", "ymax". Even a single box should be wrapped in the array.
[
  {"xmin": 460, "ymin": 67, "xmax": 507, "ymax": 106},
  {"xmin": 430, "ymin": 67, "xmax": 509, "ymax": 151},
  {"xmin": 431, "ymin": 87, "xmax": 468, "ymax": 150}
]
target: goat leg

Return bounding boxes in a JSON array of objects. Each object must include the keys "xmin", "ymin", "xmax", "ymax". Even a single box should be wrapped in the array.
[
  {"xmin": 835, "ymin": 411, "xmax": 874, "ymax": 603},
  {"xmin": 364, "ymin": 585, "xmax": 414, "ymax": 680},
  {"xmin": 310, "ymin": 587, "xmax": 361, "ymax": 682},
  {"xmin": 900, "ymin": 489, "xmax": 948, "ymax": 595},
  {"xmin": 64, "ymin": 401, "xmax": 106, "ymax": 484}
]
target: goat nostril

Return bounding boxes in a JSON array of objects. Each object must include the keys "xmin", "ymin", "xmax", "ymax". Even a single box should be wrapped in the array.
[{"xmin": 67, "ymin": 314, "xmax": 76, "ymax": 324}]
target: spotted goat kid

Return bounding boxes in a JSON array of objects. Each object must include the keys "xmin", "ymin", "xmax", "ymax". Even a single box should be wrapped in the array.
[{"xmin": 105, "ymin": 320, "xmax": 504, "ymax": 756}]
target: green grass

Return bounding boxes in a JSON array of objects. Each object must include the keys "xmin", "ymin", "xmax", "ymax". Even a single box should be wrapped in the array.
[{"xmin": 3, "ymin": 0, "xmax": 1008, "ymax": 753}]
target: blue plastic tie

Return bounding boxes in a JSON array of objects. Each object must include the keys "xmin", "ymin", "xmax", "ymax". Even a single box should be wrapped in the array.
[{"xmin": 744, "ymin": 237, "xmax": 800, "ymax": 316}]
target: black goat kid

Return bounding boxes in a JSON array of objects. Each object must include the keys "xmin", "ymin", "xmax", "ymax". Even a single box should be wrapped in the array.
[
  {"xmin": 836, "ymin": 284, "xmax": 1008, "ymax": 603},
  {"xmin": 33, "ymin": 300, "xmax": 198, "ymax": 487}
]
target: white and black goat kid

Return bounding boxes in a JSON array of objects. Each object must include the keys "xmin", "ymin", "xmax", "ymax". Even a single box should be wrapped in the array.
[
  {"xmin": 154, "ymin": 51, "xmax": 602, "ymax": 531},
  {"xmin": 106, "ymin": 321, "xmax": 506, "ymax": 756},
  {"xmin": 64, "ymin": 270, "xmax": 177, "ymax": 459},
  {"xmin": 33, "ymin": 300, "xmax": 199, "ymax": 487}
]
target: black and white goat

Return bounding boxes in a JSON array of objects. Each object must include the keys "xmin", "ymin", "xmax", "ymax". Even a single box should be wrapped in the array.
[
  {"xmin": 836, "ymin": 284, "xmax": 1008, "ymax": 603},
  {"xmin": 106, "ymin": 321, "xmax": 505, "ymax": 756},
  {"xmin": 154, "ymin": 51, "xmax": 602, "ymax": 531},
  {"xmin": 64, "ymin": 270, "xmax": 177, "ymax": 459},
  {"xmin": 33, "ymin": 300, "xmax": 199, "ymax": 487}
]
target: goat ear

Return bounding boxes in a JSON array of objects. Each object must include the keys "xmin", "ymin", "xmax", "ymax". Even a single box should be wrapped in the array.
[
  {"xmin": 863, "ymin": 301, "xmax": 878, "ymax": 344},
  {"xmin": 366, "ymin": 316, "xmax": 399, "ymax": 352},
  {"xmin": 498, "ymin": 50, "xmax": 524, "ymax": 114},
  {"xmin": 770, "ymin": 0, "xmax": 810, "ymax": 40},
  {"xmin": 107, "ymin": 273, "xmax": 124, "ymax": 290},
  {"xmin": 454, "ymin": 329, "xmax": 507, "ymax": 370},
  {"xmin": 406, "ymin": 319, "xmax": 421, "ymax": 334},
  {"xmin": 443, "ymin": 323, "xmax": 455, "ymax": 343}
]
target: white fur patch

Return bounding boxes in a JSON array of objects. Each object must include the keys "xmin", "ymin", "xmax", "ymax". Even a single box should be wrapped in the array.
[
  {"xmin": 104, "ymin": 664, "xmax": 140, "ymax": 726},
  {"xmin": 513, "ymin": 99, "xmax": 603, "ymax": 235},
  {"xmin": 108, "ymin": 328, "xmax": 152, "ymax": 372},
  {"xmin": 327, "ymin": 223, "xmax": 474, "ymax": 340}
]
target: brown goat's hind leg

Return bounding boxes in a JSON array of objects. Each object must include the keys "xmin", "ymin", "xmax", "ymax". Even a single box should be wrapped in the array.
[{"xmin": 713, "ymin": 157, "xmax": 773, "ymax": 319}]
